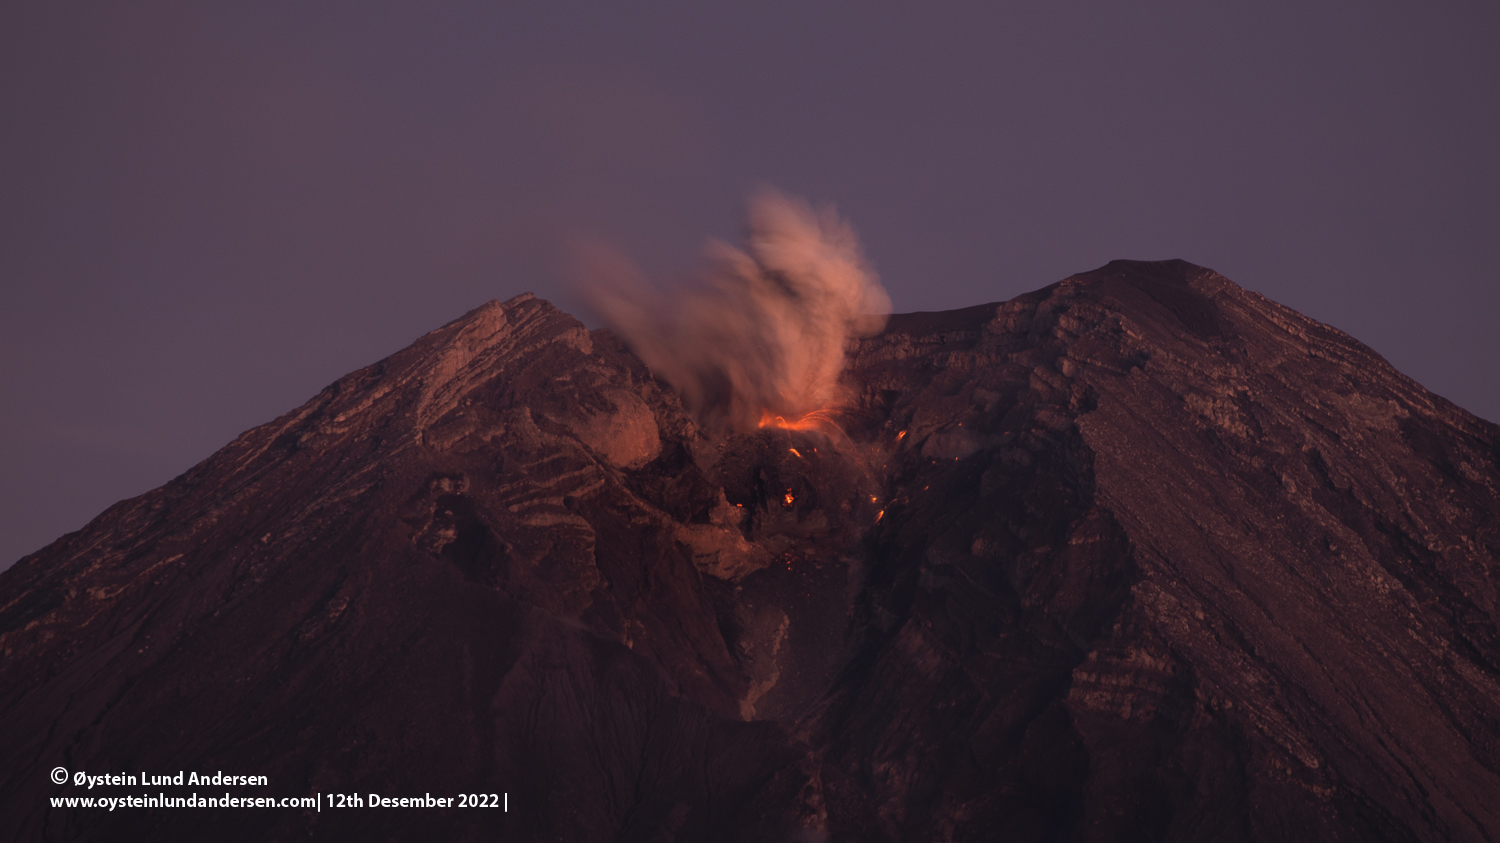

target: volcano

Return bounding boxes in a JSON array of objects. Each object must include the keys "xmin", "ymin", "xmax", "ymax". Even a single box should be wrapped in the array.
[{"xmin": 3, "ymin": 259, "xmax": 1498, "ymax": 841}]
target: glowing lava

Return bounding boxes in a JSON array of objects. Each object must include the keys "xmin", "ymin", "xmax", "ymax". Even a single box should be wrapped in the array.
[
  {"xmin": 783, "ymin": 491, "xmax": 796, "ymax": 507},
  {"xmin": 757, "ymin": 408, "xmax": 847, "ymax": 440}
]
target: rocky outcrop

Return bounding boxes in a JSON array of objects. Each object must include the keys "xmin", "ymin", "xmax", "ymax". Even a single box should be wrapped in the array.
[{"xmin": 2, "ymin": 260, "xmax": 1497, "ymax": 841}]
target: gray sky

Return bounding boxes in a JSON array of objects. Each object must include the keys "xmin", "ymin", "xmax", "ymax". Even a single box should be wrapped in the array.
[{"xmin": 3, "ymin": 1, "xmax": 1497, "ymax": 569}]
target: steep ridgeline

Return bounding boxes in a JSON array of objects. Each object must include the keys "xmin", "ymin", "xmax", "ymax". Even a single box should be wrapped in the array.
[{"xmin": 2, "ymin": 261, "xmax": 1498, "ymax": 841}]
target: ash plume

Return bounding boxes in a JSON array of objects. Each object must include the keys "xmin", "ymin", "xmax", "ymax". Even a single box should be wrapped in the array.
[{"xmin": 581, "ymin": 189, "xmax": 891, "ymax": 432}]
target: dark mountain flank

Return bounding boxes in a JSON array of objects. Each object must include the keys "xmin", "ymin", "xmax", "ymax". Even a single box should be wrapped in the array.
[{"xmin": 3, "ymin": 259, "xmax": 1499, "ymax": 841}]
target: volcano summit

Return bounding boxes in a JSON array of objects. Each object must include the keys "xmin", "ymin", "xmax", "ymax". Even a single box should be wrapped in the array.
[{"xmin": 2, "ymin": 260, "xmax": 1498, "ymax": 842}]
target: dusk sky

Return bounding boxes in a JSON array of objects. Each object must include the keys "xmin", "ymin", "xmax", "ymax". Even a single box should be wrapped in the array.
[{"xmin": 3, "ymin": 1, "xmax": 1497, "ymax": 569}]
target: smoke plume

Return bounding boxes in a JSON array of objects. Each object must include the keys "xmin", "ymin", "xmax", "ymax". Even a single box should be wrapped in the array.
[{"xmin": 582, "ymin": 189, "xmax": 890, "ymax": 432}]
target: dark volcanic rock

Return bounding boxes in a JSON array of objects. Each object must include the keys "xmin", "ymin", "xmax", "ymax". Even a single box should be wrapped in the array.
[{"xmin": 3, "ymin": 261, "xmax": 1499, "ymax": 841}]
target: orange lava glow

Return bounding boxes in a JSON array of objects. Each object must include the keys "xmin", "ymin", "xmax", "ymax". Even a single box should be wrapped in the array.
[
  {"xmin": 757, "ymin": 408, "xmax": 847, "ymax": 439},
  {"xmin": 896, "ymin": 430, "xmax": 907, "ymax": 441},
  {"xmin": 789, "ymin": 448, "xmax": 804, "ymax": 459},
  {"xmin": 875, "ymin": 509, "xmax": 885, "ymax": 523},
  {"xmin": 783, "ymin": 491, "xmax": 796, "ymax": 507}
]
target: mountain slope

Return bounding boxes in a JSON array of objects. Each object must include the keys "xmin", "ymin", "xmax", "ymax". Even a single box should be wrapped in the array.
[
  {"xmin": 824, "ymin": 260, "xmax": 1500, "ymax": 841},
  {"xmin": 2, "ymin": 260, "xmax": 1497, "ymax": 842}
]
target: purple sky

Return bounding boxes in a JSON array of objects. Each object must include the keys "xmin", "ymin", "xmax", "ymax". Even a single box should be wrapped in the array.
[{"xmin": 3, "ymin": 2, "xmax": 1497, "ymax": 569}]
